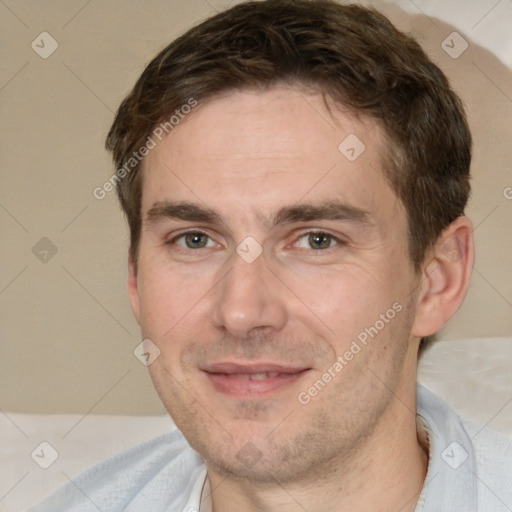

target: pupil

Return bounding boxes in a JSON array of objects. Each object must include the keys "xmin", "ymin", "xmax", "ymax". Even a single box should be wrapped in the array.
[
  {"xmin": 186, "ymin": 233, "xmax": 206, "ymax": 248},
  {"xmin": 310, "ymin": 233, "xmax": 330, "ymax": 249}
]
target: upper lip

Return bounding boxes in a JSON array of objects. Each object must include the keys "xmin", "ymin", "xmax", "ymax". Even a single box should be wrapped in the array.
[{"xmin": 202, "ymin": 362, "xmax": 311, "ymax": 374}]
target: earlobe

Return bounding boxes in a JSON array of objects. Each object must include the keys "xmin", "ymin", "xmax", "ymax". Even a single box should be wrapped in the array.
[
  {"xmin": 127, "ymin": 255, "xmax": 141, "ymax": 324},
  {"xmin": 411, "ymin": 216, "xmax": 474, "ymax": 338}
]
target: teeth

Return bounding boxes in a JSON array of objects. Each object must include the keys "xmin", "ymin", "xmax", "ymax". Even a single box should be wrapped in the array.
[
  {"xmin": 226, "ymin": 372, "xmax": 279, "ymax": 380},
  {"xmin": 249, "ymin": 372, "xmax": 280, "ymax": 380},
  {"xmin": 250, "ymin": 373, "xmax": 270, "ymax": 380}
]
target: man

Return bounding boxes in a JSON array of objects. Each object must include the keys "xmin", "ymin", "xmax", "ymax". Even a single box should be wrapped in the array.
[{"xmin": 31, "ymin": 0, "xmax": 512, "ymax": 511}]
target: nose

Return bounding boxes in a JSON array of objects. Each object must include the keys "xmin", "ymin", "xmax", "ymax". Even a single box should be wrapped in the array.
[{"xmin": 211, "ymin": 247, "xmax": 288, "ymax": 339}]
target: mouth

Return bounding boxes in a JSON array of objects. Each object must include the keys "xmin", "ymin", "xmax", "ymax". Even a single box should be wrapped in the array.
[{"xmin": 201, "ymin": 362, "xmax": 312, "ymax": 397}]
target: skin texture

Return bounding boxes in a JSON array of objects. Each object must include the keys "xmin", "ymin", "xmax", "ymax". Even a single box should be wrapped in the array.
[{"xmin": 128, "ymin": 87, "xmax": 474, "ymax": 512}]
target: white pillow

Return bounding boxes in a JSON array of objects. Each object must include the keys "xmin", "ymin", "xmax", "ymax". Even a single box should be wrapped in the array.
[{"xmin": 418, "ymin": 336, "xmax": 512, "ymax": 436}]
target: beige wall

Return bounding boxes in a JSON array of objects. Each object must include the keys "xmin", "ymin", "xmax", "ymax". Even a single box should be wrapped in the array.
[{"xmin": 1, "ymin": 1, "xmax": 511, "ymax": 415}]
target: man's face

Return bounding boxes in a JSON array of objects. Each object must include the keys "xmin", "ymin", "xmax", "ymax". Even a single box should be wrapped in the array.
[{"xmin": 129, "ymin": 87, "xmax": 422, "ymax": 482}]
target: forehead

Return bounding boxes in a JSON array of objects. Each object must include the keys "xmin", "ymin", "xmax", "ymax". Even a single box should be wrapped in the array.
[{"xmin": 141, "ymin": 86, "xmax": 401, "ymax": 224}]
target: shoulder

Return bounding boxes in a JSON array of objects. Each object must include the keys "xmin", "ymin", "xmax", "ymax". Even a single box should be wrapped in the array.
[
  {"xmin": 417, "ymin": 385, "xmax": 512, "ymax": 511},
  {"xmin": 29, "ymin": 429, "xmax": 204, "ymax": 512},
  {"xmin": 462, "ymin": 418, "xmax": 512, "ymax": 504}
]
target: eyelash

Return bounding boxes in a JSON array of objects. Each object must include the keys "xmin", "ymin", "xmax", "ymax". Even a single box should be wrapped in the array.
[{"xmin": 166, "ymin": 229, "xmax": 345, "ymax": 252}]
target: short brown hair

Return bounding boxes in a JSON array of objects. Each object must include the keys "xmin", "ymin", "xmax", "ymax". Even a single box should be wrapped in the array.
[{"xmin": 106, "ymin": 0, "xmax": 471, "ymax": 274}]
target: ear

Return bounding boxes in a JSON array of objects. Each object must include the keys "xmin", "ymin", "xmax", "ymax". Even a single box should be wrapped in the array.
[
  {"xmin": 127, "ymin": 254, "xmax": 141, "ymax": 325},
  {"xmin": 411, "ymin": 216, "xmax": 474, "ymax": 337}
]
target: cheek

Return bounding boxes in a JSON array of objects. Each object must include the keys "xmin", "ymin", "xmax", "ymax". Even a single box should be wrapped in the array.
[
  {"xmin": 136, "ymin": 262, "xmax": 189, "ymax": 335},
  {"xmin": 286, "ymin": 261, "xmax": 399, "ymax": 338},
  {"xmin": 135, "ymin": 255, "xmax": 222, "ymax": 347}
]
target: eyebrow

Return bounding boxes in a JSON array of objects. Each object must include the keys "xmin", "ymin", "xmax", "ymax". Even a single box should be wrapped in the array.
[
  {"xmin": 144, "ymin": 200, "xmax": 373, "ymax": 228},
  {"xmin": 146, "ymin": 201, "xmax": 222, "ymax": 225},
  {"xmin": 272, "ymin": 202, "xmax": 373, "ymax": 227}
]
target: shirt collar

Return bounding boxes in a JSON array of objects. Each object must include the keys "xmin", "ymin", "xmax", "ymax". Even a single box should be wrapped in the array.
[
  {"xmin": 182, "ymin": 466, "xmax": 208, "ymax": 512},
  {"xmin": 415, "ymin": 384, "xmax": 477, "ymax": 511}
]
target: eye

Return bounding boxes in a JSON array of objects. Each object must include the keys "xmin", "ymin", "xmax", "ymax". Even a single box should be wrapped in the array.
[
  {"xmin": 174, "ymin": 231, "xmax": 215, "ymax": 249},
  {"xmin": 295, "ymin": 232, "xmax": 339, "ymax": 250}
]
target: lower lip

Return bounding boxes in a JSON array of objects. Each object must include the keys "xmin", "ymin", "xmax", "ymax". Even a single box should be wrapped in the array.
[{"xmin": 204, "ymin": 370, "xmax": 311, "ymax": 397}]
